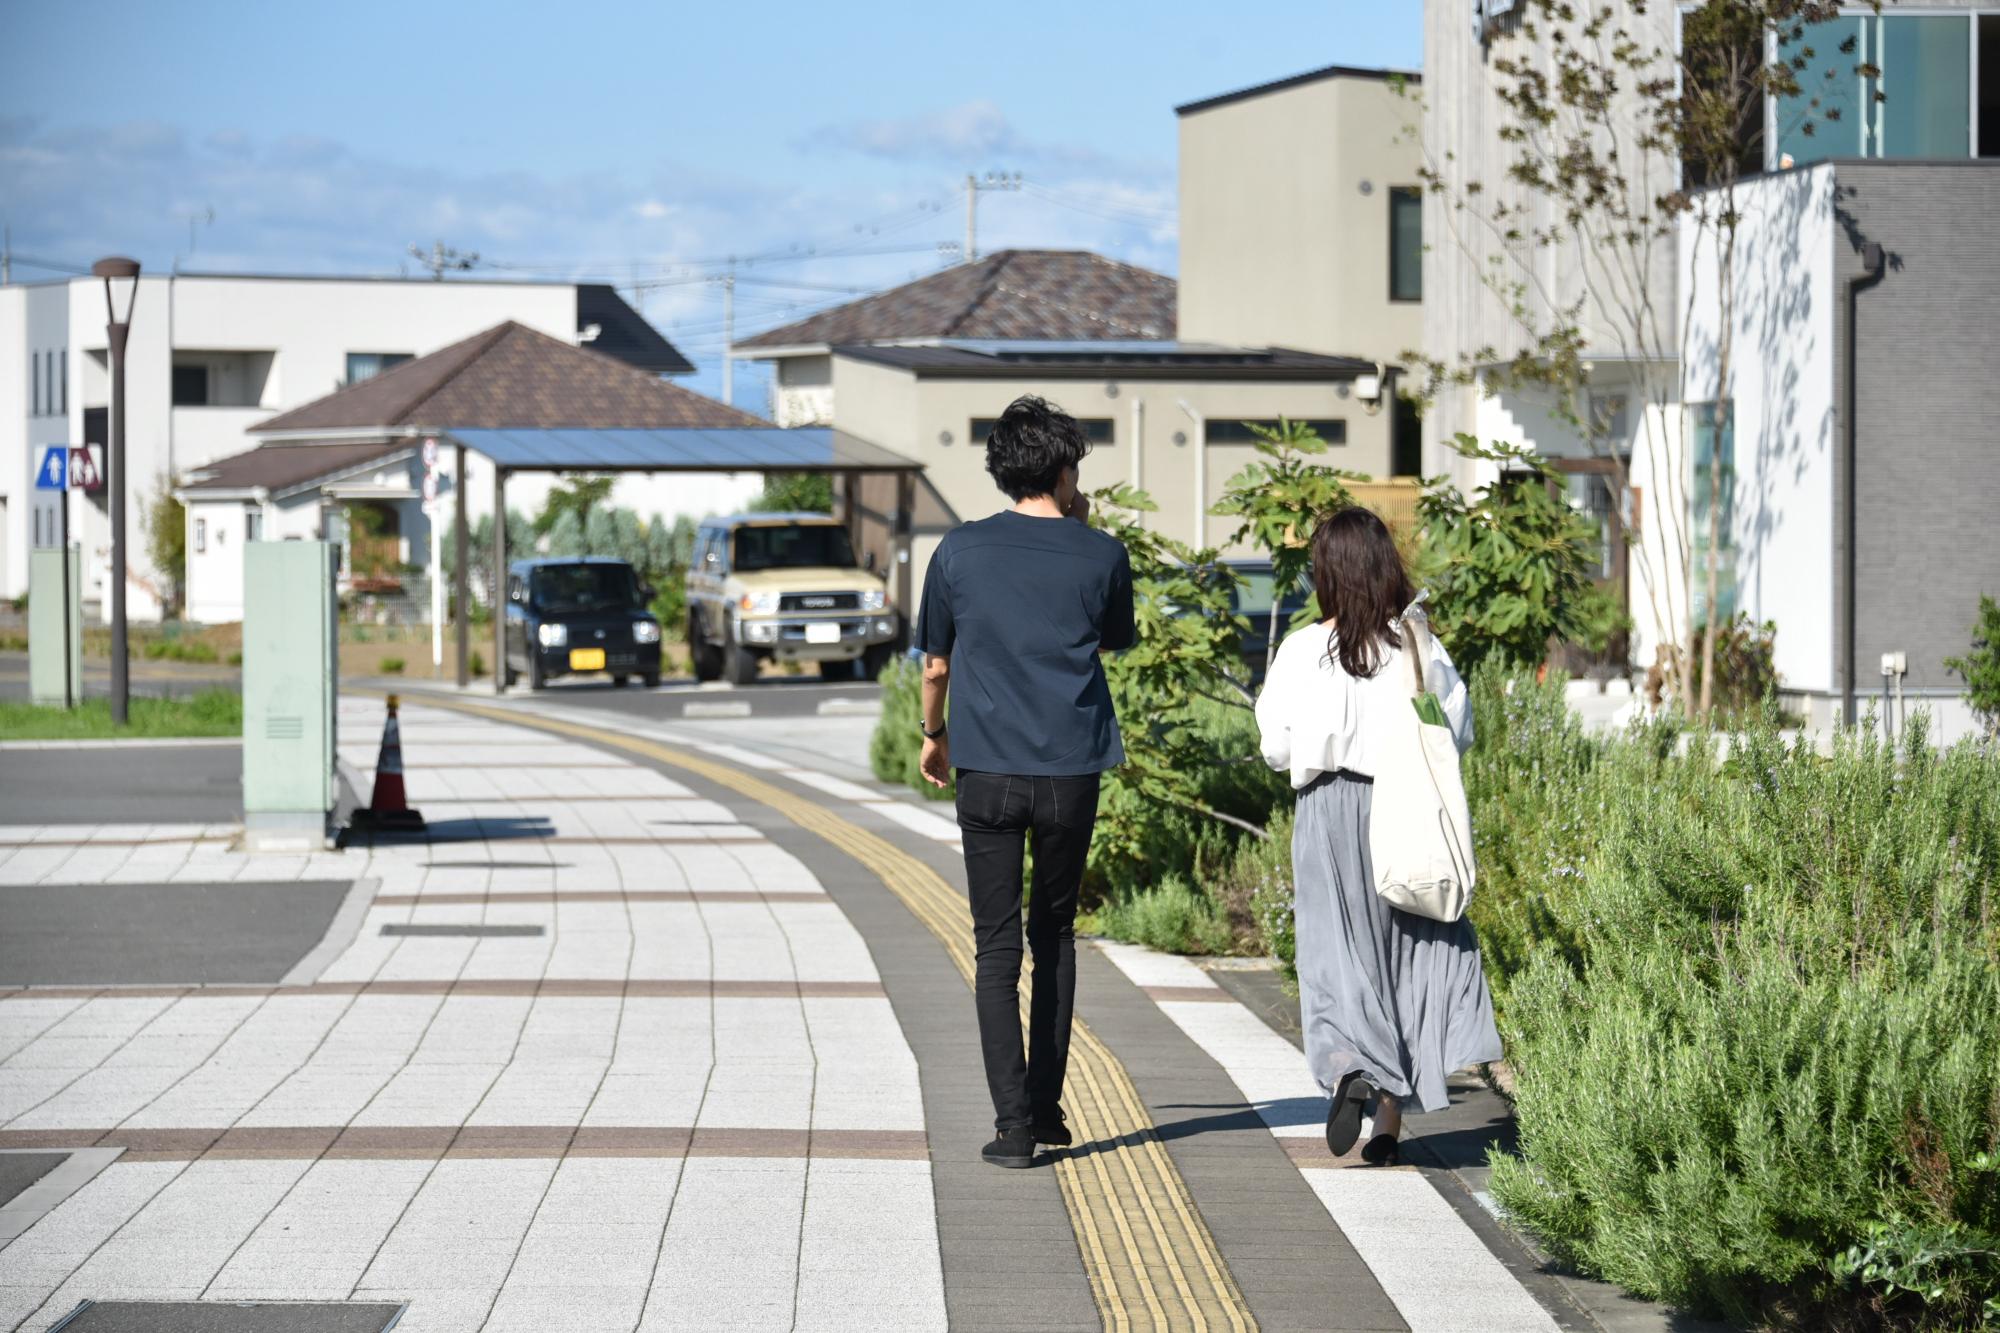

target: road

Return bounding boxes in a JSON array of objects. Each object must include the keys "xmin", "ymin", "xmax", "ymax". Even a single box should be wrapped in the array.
[{"xmin": 0, "ymin": 651, "xmax": 239, "ymax": 701}]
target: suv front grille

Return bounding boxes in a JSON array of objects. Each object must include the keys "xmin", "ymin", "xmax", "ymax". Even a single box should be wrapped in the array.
[{"xmin": 779, "ymin": 592, "xmax": 861, "ymax": 613}]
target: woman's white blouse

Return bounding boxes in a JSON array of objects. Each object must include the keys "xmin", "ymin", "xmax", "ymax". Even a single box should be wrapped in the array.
[{"xmin": 1253, "ymin": 616, "xmax": 1474, "ymax": 790}]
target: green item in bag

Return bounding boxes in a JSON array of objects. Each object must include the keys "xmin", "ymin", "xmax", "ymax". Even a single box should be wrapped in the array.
[{"xmin": 1411, "ymin": 692, "xmax": 1449, "ymax": 728}]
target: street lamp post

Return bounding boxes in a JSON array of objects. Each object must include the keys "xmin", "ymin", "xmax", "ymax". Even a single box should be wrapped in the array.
[{"xmin": 94, "ymin": 257, "xmax": 140, "ymax": 725}]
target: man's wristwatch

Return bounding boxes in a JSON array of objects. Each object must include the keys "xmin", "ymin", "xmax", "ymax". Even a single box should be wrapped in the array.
[{"xmin": 920, "ymin": 720, "xmax": 948, "ymax": 741}]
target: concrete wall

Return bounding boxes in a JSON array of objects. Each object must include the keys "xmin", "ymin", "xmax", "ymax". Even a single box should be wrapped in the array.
[
  {"xmin": 1681, "ymin": 166, "xmax": 1840, "ymax": 695},
  {"xmin": 1177, "ymin": 74, "xmax": 1423, "ymax": 367}
]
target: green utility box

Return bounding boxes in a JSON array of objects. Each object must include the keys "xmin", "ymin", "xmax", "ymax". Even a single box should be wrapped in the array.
[
  {"xmin": 27, "ymin": 547, "xmax": 84, "ymax": 706},
  {"xmin": 242, "ymin": 540, "xmax": 338, "ymax": 847}
]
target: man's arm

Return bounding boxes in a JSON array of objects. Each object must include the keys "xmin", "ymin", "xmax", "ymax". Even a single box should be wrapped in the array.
[{"xmin": 919, "ymin": 653, "xmax": 951, "ymax": 789}]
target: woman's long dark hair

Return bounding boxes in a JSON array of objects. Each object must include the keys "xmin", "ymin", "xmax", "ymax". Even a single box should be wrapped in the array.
[{"xmin": 1309, "ymin": 507, "xmax": 1414, "ymax": 678}]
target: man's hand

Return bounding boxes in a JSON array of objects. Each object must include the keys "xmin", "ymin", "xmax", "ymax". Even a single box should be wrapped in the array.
[
  {"xmin": 1065, "ymin": 489, "xmax": 1092, "ymax": 525},
  {"xmin": 919, "ymin": 735, "xmax": 951, "ymax": 789}
]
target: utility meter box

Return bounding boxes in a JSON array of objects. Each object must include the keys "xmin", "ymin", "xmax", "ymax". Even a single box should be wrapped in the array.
[
  {"xmin": 242, "ymin": 540, "xmax": 338, "ymax": 847},
  {"xmin": 27, "ymin": 547, "xmax": 83, "ymax": 706}
]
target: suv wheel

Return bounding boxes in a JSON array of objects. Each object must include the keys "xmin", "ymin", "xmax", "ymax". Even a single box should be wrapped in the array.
[
  {"xmin": 725, "ymin": 642, "xmax": 760, "ymax": 686},
  {"xmin": 528, "ymin": 654, "xmax": 547, "ymax": 691},
  {"xmin": 818, "ymin": 658, "xmax": 858, "ymax": 682},
  {"xmin": 690, "ymin": 612, "xmax": 721, "ymax": 682},
  {"xmin": 862, "ymin": 644, "xmax": 894, "ymax": 680}
]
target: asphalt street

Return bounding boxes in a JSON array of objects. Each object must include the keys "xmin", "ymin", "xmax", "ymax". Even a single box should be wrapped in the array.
[
  {"xmin": 0, "ymin": 744, "xmax": 242, "ymax": 825},
  {"xmin": 0, "ymin": 652, "xmax": 239, "ymax": 701}
]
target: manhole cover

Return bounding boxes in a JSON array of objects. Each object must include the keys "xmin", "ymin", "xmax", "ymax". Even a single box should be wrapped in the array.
[{"xmin": 50, "ymin": 1302, "xmax": 405, "ymax": 1332}]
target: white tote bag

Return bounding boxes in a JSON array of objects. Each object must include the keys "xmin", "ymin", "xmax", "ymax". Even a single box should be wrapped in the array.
[{"xmin": 1367, "ymin": 615, "xmax": 1476, "ymax": 922}]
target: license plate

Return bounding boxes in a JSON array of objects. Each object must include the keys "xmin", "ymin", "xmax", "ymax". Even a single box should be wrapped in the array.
[
  {"xmin": 804, "ymin": 622, "xmax": 841, "ymax": 645},
  {"xmin": 568, "ymin": 648, "xmax": 606, "ymax": 670}
]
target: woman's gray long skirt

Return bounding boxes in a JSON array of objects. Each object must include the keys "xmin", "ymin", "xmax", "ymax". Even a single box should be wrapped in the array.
[{"xmin": 1293, "ymin": 771, "xmax": 1503, "ymax": 1113}]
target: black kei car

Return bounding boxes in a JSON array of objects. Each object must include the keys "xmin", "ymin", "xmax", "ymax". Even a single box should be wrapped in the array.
[{"xmin": 503, "ymin": 557, "xmax": 663, "ymax": 690}]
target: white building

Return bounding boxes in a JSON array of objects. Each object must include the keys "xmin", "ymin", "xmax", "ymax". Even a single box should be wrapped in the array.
[
  {"xmin": 1422, "ymin": 1, "xmax": 2000, "ymax": 727},
  {"xmin": 0, "ymin": 271, "xmax": 718, "ymax": 619}
]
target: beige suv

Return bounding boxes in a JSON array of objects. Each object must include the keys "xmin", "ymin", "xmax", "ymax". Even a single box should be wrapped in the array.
[{"xmin": 685, "ymin": 513, "xmax": 901, "ymax": 684}]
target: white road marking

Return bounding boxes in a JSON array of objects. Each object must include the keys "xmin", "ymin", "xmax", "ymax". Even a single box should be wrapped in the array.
[
  {"xmin": 1093, "ymin": 939, "xmax": 1560, "ymax": 1333},
  {"xmin": 855, "ymin": 801, "xmax": 962, "ymax": 843}
]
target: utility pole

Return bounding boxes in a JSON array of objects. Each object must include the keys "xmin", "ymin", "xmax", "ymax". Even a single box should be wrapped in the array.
[
  {"xmin": 94, "ymin": 257, "xmax": 141, "ymax": 726},
  {"xmin": 962, "ymin": 172, "xmax": 1022, "ymax": 263},
  {"xmin": 408, "ymin": 241, "xmax": 479, "ymax": 281}
]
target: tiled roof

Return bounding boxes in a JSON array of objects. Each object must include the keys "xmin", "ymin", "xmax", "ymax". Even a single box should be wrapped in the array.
[
  {"xmin": 181, "ymin": 441, "xmax": 409, "ymax": 494},
  {"xmin": 254, "ymin": 321, "xmax": 764, "ymax": 436},
  {"xmin": 734, "ymin": 250, "xmax": 1176, "ymax": 351}
]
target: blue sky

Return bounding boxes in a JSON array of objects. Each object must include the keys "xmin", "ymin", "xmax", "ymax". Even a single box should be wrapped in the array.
[{"xmin": 2, "ymin": 0, "xmax": 1422, "ymax": 404}]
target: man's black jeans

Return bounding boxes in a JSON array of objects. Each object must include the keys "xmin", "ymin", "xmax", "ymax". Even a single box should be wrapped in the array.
[{"xmin": 954, "ymin": 769, "xmax": 1102, "ymax": 1132}]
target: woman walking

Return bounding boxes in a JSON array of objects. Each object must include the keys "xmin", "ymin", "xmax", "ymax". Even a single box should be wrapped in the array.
[{"xmin": 1254, "ymin": 507, "xmax": 1502, "ymax": 1165}]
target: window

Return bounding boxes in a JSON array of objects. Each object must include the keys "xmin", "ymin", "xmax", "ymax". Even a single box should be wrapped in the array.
[
  {"xmin": 1389, "ymin": 187, "xmax": 1423, "ymax": 302},
  {"xmin": 1689, "ymin": 402, "xmax": 1737, "ymax": 623},
  {"xmin": 171, "ymin": 364, "xmax": 209, "ymax": 407},
  {"xmin": 246, "ymin": 509, "xmax": 262, "ymax": 542},
  {"xmin": 31, "ymin": 351, "xmax": 39, "ymax": 417},
  {"xmin": 346, "ymin": 352, "xmax": 413, "ymax": 385},
  {"xmin": 1589, "ymin": 392, "xmax": 1630, "ymax": 444},
  {"xmin": 969, "ymin": 417, "xmax": 1115, "ymax": 447},
  {"xmin": 1775, "ymin": 14, "xmax": 1981, "ymax": 168},
  {"xmin": 732, "ymin": 523, "xmax": 857, "ymax": 572},
  {"xmin": 1203, "ymin": 419, "xmax": 1347, "ymax": 446},
  {"xmin": 193, "ymin": 517, "xmax": 208, "ymax": 554},
  {"xmin": 57, "ymin": 348, "xmax": 65, "ymax": 415}
]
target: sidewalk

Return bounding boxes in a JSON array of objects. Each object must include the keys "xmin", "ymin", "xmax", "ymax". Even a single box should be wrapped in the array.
[
  {"xmin": 0, "ymin": 698, "xmax": 945, "ymax": 1331},
  {"xmin": 0, "ymin": 691, "xmax": 1692, "ymax": 1332}
]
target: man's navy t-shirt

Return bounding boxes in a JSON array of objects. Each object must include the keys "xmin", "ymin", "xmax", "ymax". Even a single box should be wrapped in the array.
[{"xmin": 915, "ymin": 510, "xmax": 1136, "ymax": 776}]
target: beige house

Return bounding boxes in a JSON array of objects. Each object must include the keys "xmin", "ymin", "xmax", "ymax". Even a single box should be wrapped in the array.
[
  {"xmin": 827, "ymin": 341, "xmax": 1387, "ymax": 611},
  {"xmin": 1176, "ymin": 64, "xmax": 1426, "ymax": 475}
]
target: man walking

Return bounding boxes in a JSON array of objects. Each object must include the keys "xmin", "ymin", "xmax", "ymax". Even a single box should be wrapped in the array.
[{"xmin": 915, "ymin": 395, "xmax": 1136, "ymax": 1169}]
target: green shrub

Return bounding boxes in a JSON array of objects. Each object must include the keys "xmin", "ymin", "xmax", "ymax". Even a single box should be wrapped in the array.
[
  {"xmin": 1087, "ymin": 875, "xmax": 1234, "ymax": 955},
  {"xmin": 468, "ymin": 650, "xmax": 486, "ymax": 677},
  {"xmin": 1946, "ymin": 594, "xmax": 2000, "ymax": 739},
  {"xmin": 379, "ymin": 656, "xmax": 405, "ymax": 675},
  {"xmin": 1488, "ymin": 713, "xmax": 2000, "ymax": 1327},
  {"xmin": 869, "ymin": 655, "xmax": 951, "ymax": 801}
]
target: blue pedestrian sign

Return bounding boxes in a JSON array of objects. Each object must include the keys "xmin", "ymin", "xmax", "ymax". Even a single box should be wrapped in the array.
[{"xmin": 35, "ymin": 446, "xmax": 68, "ymax": 491}]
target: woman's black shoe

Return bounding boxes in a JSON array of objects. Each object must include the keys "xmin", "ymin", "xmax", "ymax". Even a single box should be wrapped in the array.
[
  {"xmin": 1326, "ymin": 1072, "xmax": 1373, "ymax": 1157},
  {"xmin": 1360, "ymin": 1132, "xmax": 1400, "ymax": 1167},
  {"xmin": 982, "ymin": 1126, "xmax": 1036, "ymax": 1169},
  {"xmin": 1031, "ymin": 1106, "xmax": 1071, "ymax": 1147}
]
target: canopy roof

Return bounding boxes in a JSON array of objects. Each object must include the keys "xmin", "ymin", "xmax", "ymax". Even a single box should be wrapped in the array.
[{"xmin": 445, "ymin": 427, "xmax": 919, "ymax": 474}]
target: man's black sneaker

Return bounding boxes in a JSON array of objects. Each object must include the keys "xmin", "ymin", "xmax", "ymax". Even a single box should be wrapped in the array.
[
  {"xmin": 1031, "ymin": 1106, "xmax": 1072, "ymax": 1147},
  {"xmin": 982, "ymin": 1127, "xmax": 1036, "ymax": 1169}
]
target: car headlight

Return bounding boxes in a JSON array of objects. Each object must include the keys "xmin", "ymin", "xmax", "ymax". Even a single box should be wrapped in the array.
[
  {"xmin": 738, "ymin": 591, "xmax": 778, "ymax": 616},
  {"xmin": 536, "ymin": 623, "xmax": 568, "ymax": 648},
  {"xmin": 632, "ymin": 620, "xmax": 661, "ymax": 645},
  {"xmin": 860, "ymin": 588, "xmax": 887, "ymax": 612}
]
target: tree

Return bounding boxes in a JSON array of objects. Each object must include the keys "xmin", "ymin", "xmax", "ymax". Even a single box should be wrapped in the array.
[
  {"xmin": 544, "ymin": 510, "xmax": 584, "ymax": 558},
  {"xmin": 143, "ymin": 474, "xmax": 187, "ymax": 619},
  {"xmin": 535, "ymin": 474, "xmax": 615, "ymax": 535},
  {"xmin": 750, "ymin": 473, "xmax": 833, "ymax": 514},
  {"xmin": 1944, "ymin": 595, "xmax": 2000, "ymax": 740},
  {"xmin": 1404, "ymin": 0, "xmax": 1877, "ymax": 717},
  {"xmin": 1415, "ymin": 438, "xmax": 1602, "ymax": 676}
]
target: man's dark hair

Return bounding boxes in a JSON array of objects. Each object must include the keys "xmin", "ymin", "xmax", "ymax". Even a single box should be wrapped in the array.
[{"xmin": 983, "ymin": 395, "xmax": 1091, "ymax": 502}]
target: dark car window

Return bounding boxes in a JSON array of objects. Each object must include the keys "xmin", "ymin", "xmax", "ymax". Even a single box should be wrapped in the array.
[
  {"xmin": 1229, "ymin": 567, "xmax": 1310, "ymax": 616},
  {"xmin": 733, "ymin": 524, "xmax": 856, "ymax": 572},
  {"xmin": 531, "ymin": 563, "xmax": 642, "ymax": 613}
]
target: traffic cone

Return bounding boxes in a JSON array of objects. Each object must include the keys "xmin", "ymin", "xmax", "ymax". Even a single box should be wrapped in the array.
[{"xmin": 356, "ymin": 694, "xmax": 425, "ymax": 831}]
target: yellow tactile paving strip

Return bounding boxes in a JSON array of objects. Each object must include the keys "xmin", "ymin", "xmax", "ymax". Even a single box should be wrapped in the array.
[{"xmin": 410, "ymin": 695, "xmax": 1255, "ymax": 1333}]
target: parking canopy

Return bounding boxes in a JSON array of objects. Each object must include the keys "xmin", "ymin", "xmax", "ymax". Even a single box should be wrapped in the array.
[{"xmin": 443, "ymin": 427, "xmax": 916, "ymax": 474}]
